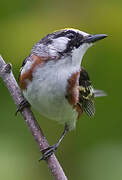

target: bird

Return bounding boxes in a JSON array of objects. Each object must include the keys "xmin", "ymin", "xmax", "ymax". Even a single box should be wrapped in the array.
[{"xmin": 18, "ymin": 28, "xmax": 107, "ymax": 160}]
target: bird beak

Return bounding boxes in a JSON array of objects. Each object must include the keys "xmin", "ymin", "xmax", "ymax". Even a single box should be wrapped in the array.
[{"xmin": 84, "ymin": 34, "xmax": 107, "ymax": 43}]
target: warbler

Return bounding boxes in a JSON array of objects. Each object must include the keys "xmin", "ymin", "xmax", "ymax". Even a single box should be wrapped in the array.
[{"xmin": 18, "ymin": 28, "xmax": 107, "ymax": 160}]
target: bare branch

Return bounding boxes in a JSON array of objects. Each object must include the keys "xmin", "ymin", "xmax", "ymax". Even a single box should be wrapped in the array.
[{"xmin": 0, "ymin": 55, "xmax": 67, "ymax": 180}]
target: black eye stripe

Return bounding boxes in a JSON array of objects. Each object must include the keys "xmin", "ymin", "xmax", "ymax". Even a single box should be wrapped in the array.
[
  {"xmin": 37, "ymin": 30, "xmax": 84, "ymax": 55},
  {"xmin": 53, "ymin": 30, "xmax": 84, "ymax": 54},
  {"xmin": 66, "ymin": 33, "xmax": 75, "ymax": 39},
  {"xmin": 62, "ymin": 33, "xmax": 84, "ymax": 53}
]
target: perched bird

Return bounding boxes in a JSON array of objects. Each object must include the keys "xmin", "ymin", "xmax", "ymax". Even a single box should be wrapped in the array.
[{"xmin": 18, "ymin": 28, "xmax": 107, "ymax": 160}]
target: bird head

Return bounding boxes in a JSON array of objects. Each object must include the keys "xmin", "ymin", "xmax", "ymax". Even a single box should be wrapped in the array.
[{"xmin": 32, "ymin": 28, "xmax": 107, "ymax": 60}]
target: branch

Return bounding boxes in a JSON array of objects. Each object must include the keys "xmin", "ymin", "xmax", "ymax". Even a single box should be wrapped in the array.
[{"xmin": 0, "ymin": 55, "xmax": 67, "ymax": 180}]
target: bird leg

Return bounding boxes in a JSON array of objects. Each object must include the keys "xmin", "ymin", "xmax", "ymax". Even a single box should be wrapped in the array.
[
  {"xmin": 15, "ymin": 99, "xmax": 31, "ymax": 115},
  {"xmin": 39, "ymin": 124, "xmax": 69, "ymax": 161}
]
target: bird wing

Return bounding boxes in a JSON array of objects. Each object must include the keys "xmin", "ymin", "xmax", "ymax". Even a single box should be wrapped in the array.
[
  {"xmin": 78, "ymin": 67, "xmax": 106, "ymax": 117},
  {"xmin": 82, "ymin": 99, "xmax": 95, "ymax": 117}
]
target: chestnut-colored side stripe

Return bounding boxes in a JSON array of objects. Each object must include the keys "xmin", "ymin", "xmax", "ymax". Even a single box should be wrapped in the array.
[
  {"xmin": 67, "ymin": 71, "xmax": 83, "ymax": 118},
  {"xmin": 67, "ymin": 71, "xmax": 80, "ymax": 105},
  {"xmin": 19, "ymin": 55, "xmax": 48, "ymax": 90}
]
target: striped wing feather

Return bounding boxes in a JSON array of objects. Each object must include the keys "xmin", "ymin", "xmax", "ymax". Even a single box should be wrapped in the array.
[{"xmin": 78, "ymin": 67, "xmax": 106, "ymax": 117}]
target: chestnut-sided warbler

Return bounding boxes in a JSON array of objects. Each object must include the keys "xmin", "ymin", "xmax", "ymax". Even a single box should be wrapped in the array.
[{"xmin": 18, "ymin": 28, "xmax": 107, "ymax": 160}]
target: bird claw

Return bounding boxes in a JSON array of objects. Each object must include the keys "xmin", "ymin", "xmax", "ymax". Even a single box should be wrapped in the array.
[
  {"xmin": 15, "ymin": 99, "xmax": 31, "ymax": 115},
  {"xmin": 39, "ymin": 144, "xmax": 58, "ymax": 161}
]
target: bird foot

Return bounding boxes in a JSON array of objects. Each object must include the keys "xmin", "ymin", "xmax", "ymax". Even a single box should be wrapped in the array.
[
  {"xmin": 39, "ymin": 144, "xmax": 58, "ymax": 161},
  {"xmin": 15, "ymin": 99, "xmax": 31, "ymax": 115}
]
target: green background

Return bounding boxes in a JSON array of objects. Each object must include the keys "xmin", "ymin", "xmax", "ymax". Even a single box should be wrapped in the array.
[{"xmin": 0, "ymin": 0, "xmax": 121, "ymax": 179}]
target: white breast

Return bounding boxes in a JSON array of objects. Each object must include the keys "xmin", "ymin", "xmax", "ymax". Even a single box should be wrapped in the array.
[{"xmin": 23, "ymin": 57, "xmax": 80, "ymax": 130}]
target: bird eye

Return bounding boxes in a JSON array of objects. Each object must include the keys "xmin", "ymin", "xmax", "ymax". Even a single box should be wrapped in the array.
[{"xmin": 67, "ymin": 34, "xmax": 74, "ymax": 39}]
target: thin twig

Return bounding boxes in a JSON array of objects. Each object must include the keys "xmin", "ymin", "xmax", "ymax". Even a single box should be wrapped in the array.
[{"xmin": 0, "ymin": 55, "xmax": 68, "ymax": 180}]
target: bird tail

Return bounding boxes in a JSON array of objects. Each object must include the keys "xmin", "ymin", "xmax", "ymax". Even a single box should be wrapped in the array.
[{"xmin": 93, "ymin": 89, "xmax": 107, "ymax": 98}]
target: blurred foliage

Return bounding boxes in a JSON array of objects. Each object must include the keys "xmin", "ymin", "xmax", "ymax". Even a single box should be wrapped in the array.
[{"xmin": 0, "ymin": 0, "xmax": 122, "ymax": 179}]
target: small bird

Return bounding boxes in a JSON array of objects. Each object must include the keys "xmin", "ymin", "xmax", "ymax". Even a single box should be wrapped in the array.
[{"xmin": 18, "ymin": 28, "xmax": 107, "ymax": 160}]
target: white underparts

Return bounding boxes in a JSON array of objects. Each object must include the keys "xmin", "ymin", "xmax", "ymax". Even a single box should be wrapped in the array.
[{"xmin": 23, "ymin": 42, "xmax": 92, "ymax": 130}]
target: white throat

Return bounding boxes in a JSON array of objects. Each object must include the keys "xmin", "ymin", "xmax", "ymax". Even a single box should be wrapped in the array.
[{"xmin": 72, "ymin": 43, "xmax": 92, "ymax": 67}]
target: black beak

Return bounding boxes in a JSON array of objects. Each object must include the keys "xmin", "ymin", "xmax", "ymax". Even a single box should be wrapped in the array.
[{"xmin": 84, "ymin": 34, "xmax": 107, "ymax": 43}]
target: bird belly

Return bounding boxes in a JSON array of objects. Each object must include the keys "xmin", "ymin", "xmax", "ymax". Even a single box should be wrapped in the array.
[{"xmin": 23, "ymin": 62, "xmax": 78, "ymax": 129}]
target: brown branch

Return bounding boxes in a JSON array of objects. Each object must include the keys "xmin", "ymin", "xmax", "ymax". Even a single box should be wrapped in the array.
[{"xmin": 0, "ymin": 55, "xmax": 68, "ymax": 180}]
